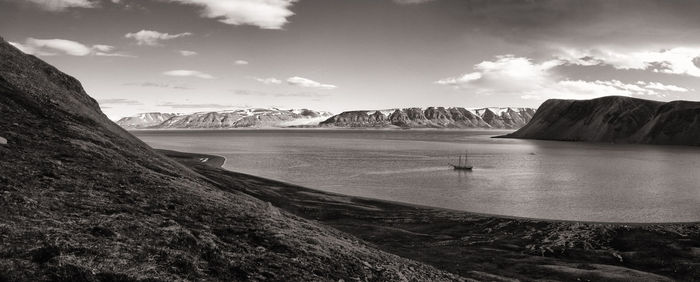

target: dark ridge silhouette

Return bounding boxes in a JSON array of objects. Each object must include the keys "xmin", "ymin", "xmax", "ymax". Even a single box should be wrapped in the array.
[{"xmin": 504, "ymin": 96, "xmax": 700, "ymax": 146}]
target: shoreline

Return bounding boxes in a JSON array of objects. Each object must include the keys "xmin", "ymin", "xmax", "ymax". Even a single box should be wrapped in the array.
[
  {"xmin": 158, "ymin": 149, "xmax": 700, "ymax": 281},
  {"xmin": 157, "ymin": 149, "xmax": 700, "ymax": 226},
  {"xmin": 128, "ymin": 127, "xmax": 518, "ymax": 132}
]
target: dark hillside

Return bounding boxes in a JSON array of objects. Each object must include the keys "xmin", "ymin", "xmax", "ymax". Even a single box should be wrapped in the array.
[
  {"xmin": 504, "ymin": 96, "xmax": 700, "ymax": 146},
  {"xmin": 0, "ymin": 37, "xmax": 459, "ymax": 281}
]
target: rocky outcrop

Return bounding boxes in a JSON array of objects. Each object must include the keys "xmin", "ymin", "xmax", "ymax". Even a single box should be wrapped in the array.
[
  {"xmin": 117, "ymin": 108, "xmax": 333, "ymax": 129},
  {"xmin": 321, "ymin": 107, "xmax": 536, "ymax": 129},
  {"xmin": 0, "ymin": 37, "xmax": 460, "ymax": 281},
  {"xmin": 504, "ymin": 96, "xmax": 700, "ymax": 146}
]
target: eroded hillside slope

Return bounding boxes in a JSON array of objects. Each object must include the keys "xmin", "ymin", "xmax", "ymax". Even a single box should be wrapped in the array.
[{"xmin": 0, "ymin": 38, "xmax": 460, "ymax": 281}]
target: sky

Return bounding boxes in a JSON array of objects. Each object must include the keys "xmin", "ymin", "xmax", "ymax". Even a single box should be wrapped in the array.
[{"xmin": 2, "ymin": 0, "xmax": 700, "ymax": 119}]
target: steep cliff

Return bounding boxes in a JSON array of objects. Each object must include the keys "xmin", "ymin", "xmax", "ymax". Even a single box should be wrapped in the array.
[
  {"xmin": 504, "ymin": 96, "xmax": 700, "ymax": 146},
  {"xmin": 321, "ymin": 107, "xmax": 535, "ymax": 129},
  {"xmin": 0, "ymin": 37, "xmax": 460, "ymax": 281}
]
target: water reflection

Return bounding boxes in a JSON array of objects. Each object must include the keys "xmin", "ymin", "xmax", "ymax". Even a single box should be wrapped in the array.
[{"xmin": 134, "ymin": 129, "xmax": 700, "ymax": 223}]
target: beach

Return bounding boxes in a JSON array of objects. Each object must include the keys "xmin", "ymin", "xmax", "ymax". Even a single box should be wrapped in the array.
[{"xmin": 160, "ymin": 149, "xmax": 700, "ymax": 281}]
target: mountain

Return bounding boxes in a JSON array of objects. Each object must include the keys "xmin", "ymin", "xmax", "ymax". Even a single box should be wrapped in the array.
[
  {"xmin": 116, "ymin": 108, "xmax": 333, "ymax": 129},
  {"xmin": 320, "ymin": 107, "xmax": 536, "ymax": 129},
  {"xmin": 0, "ymin": 38, "xmax": 458, "ymax": 280},
  {"xmin": 503, "ymin": 96, "xmax": 700, "ymax": 146},
  {"xmin": 115, "ymin": 112, "xmax": 178, "ymax": 128}
]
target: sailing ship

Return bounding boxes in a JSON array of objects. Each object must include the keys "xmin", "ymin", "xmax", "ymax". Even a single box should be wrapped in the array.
[{"xmin": 449, "ymin": 151, "xmax": 473, "ymax": 170}]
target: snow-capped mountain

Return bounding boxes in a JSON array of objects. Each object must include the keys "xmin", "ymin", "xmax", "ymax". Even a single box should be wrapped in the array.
[
  {"xmin": 320, "ymin": 107, "xmax": 536, "ymax": 129},
  {"xmin": 116, "ymin": 108, "xmax": 333, "ymax": 129},
  {"xmin": 115, "ymin": 112, "xmax": 178, "ymax": 129}
]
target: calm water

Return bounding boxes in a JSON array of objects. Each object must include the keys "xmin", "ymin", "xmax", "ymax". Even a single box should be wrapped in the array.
[{"xmin": 133, "ymin": 129, "xmax": 700, "ymax": 223}]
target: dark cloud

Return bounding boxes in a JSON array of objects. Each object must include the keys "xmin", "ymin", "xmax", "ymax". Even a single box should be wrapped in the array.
[{"xmin": 448, "ymin": 0, "xmax": 700, "ymax": 48}]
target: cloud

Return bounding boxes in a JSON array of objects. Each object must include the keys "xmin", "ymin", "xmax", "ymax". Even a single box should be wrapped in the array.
[
  {"xmin": 251, "ymin": 77, "xmax": 282, "ymax": 84},
  {"xmin": 97, "ymin": 98, "xmax": 142, "ymax": 105},
  {"xmin": 125, "ymin": 30, "xmax": 192, "ymax": 46},
  {"xmin": 436, "ymin": 55, "xmax": 562, "ymax": 92},
  {"xmin": 123, "ymin": 82, "xmax": 192, "ymax": 90},
  {"xmin": 637, "ymin": 81, "xmax": 689, "ymax": 92},
  {"xmin": 18, "ymin": 0, "xmax": 95, "ymax": 11},
  {"xmin": 162, "ymin": 0, "xmax": 297, "ymax": 29},
  {"xmin": 8, "ymin": 42, "xmax": 34, "ymax": 54},
  {"xmin": 286, "ymin": 76, "xmax": 337, "ymax": 89},
  {"xmin": 436, "ymin": 54, "xmax": 691, "ymax": 101},
  {"xmin": 234, "ymin": 60, "xmax": 249, "ymax": 65},
  {"xmin": 393, "ymin": 0, "xmax": 435, "ymax": 4},
  {"xmin": 91, "ymin": 44, "xmax": 114, "ymax": 52},
  {"xmin": 234, "ymin": 89, "xmax": 329, "ymax": 98},
  {"xmin": 157, "ymin": 102, "xmax": 245, "ymax": 109},
  {"xmin": 178, "ymin": 50, "xmax": 198, "ymax": 56},
  {"xmin": 557, "ymin": 47, "xmax": 700, "ymax": 77},
  {"xmin": 163, "ymin": 70, "xmax": 215, "ymax": 79},
  {"xmin": 9, "ymin": 38, "xmax": 132, "ymax": 57}
]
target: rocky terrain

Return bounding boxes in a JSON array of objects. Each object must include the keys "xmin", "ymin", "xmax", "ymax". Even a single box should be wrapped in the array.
[
  {"xmin": 504, "ymin": 96, "xmax": 700, "ymax": 146},
  {"xmin": 116, "ymin": 108, "xmax": 333, "ymax": 129},
  {"xmin": 0, "ymin": 37, "xmax": 461, "ymax": 281},
  {"xmin": 320, "ymin": 107, "xmax": 536, "ymax": 129}
]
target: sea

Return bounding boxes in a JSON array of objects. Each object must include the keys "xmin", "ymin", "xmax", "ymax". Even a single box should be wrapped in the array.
[{"xmin": 133, "ymin": 129, "xmax": 700, "ymax": 223}]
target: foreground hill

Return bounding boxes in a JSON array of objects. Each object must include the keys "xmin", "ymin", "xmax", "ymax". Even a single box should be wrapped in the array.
[
  {"xmin": 0, "ymin": 38, "xmax": 459, "ymax": 280},
  {"xmin": 504, "ymin": 96, "xmax": 700, "ymax": 145},
  {"xmin": 320, "ymin": 107, "xmax": 536, "ymax": 129},
  {"xmin": 116, "ymin": 109, "xmax": 333, "ymax": 129}
]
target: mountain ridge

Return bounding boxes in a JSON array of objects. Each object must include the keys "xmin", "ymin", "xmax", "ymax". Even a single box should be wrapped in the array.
[
  {"xmin": 504, "ymin": 95, "xmax": 700, "ymax": 146},
  {"xmin": 320, "ymin": 107, "xmax": 536, "ymax": 129},
  {"xmin": 116, "ymin": 108, "xmax": 333, "ymax": 129}
]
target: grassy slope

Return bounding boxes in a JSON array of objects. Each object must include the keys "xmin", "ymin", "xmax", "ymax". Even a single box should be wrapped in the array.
[
  {"xmin": 164, "ymin": 150, "xmax": 700, "ymax": 281},
  {"xmin": 0, "ymin": 38, "xmax": 460, "ymax": 281}
]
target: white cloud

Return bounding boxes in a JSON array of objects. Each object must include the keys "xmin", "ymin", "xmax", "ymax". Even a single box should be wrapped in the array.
[
  {"xmin": 9, "ymin": 38, "xmax": 131, "ymax": 57},
  {"xmin": 436, "ymin": 55, "xmax": 563, "ymax": 93},
  {"xmin": 162, "ymin": 0, "xmax": 297, "ymax": 29},
  {"xmin": 23, "ymin": 38, "xmax": 92, "ymax": 56},
  {"xmin": 20, "ymin": 0, "xmax": 95, "ymax": 11},
  {"xmin": 234, "ymin": 60, "xmax": 249, "ymax": 65},
  {"xmin": 125, "ymin": 30, "xmax": 192, "ymax": 46},
  {"xmin": 178, "ymin": 50, "xmax": 198, "ymax": 56},
  {"xmin": 637, "ymin": 81, "xmax": 689, "ymax": 92},
  {"xmin": 437, "ymin": 55, "xmax": 690, "ymax": 101},
  {"xmin": 8, "ymin": 42, "xmax": 34, "ymax": 54},
  {"xmin": 557, "ymin": 47, "xmax": 700, "ymax": 77},
  {"xmin": 435, "ymin": 72, "xmax": 482, "ymax": 86},
  {"xmin": 253, "ymin": 77, "xmax": 282, "ymax": 84},
  {"xmin": 163, "ymin": 70, "xmax": 215, "ymax": 79},
  {"xmin": 92, "ymin": 44, "xmax": 115, "ymax": 52},
  {"xmin": 393, "ymin": 0, "xmax": 435, "ymax": 4},
  {"xmin": 286, "ymin": 76, "xmax": 337, "ymax": 89}
]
